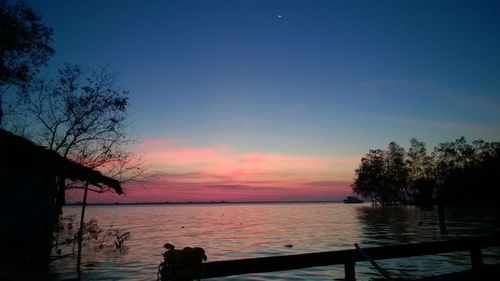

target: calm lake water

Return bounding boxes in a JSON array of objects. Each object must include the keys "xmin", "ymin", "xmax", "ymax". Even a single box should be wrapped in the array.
[{"xmin": 52, "ymin": 203, "xmax": 500, "ymax": 281}]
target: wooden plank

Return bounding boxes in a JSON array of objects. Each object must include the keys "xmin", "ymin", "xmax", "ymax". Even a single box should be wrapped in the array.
[
  {"xmin": 200, "ymin": 235, "xmax": 500, "ymax": 279},
  {"xmin": 201, "ymin": 250, "xmax": 356, "ymax": 278},
  {"xmin": 344, "ymin": 261, "xmax": 356, "ymax": 281}
]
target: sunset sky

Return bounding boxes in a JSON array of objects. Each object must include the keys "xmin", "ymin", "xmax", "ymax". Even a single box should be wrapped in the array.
[{"xmin": 26, "ymin": 0, "xmax": 500, "ymax": 203}]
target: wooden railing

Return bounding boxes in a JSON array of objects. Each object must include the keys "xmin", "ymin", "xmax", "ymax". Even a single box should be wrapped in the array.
[{"xmin": 200, "ymin": 235, "xmax": 500, "ymax": 280}]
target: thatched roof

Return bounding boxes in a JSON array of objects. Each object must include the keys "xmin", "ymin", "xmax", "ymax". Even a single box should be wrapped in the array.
[{"xmin": 0, "ymin": 129, "xmax": 122, "ymax": 194}]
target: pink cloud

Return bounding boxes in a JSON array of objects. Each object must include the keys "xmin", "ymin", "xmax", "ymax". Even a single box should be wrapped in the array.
[
  {"xmin": 67, "ymin": 139, "xmax": 360, "ymax": 203},
  {"xmin": 67, "ymin": 179, "xmax": 352, "ymax": 203}
]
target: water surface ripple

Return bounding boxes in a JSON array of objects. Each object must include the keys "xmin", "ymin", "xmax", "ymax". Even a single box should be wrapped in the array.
[{"xmin": 52, "ymin": 203, "xmax": 500, "ymax": 281}]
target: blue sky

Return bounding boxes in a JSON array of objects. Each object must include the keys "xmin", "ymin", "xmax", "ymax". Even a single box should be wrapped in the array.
[{"xmin": 24, "ymin": 0, "xmax": 500, "ymax": 201}]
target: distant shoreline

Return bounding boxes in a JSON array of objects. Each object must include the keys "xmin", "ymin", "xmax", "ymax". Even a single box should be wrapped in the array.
[{"xmin": 65, "ymin": 200, "xmax": 344, "ymax": 206}]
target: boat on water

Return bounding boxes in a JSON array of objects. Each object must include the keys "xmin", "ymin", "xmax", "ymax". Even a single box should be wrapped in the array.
[{"xmin": 343, "ymin": 196, "xmax": 364, "ymax": 204}]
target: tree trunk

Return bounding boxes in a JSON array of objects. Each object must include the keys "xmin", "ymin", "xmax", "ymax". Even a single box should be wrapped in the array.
[{"xmin": 54, "ymin": 177, "xmax": 66, "ymax": 219}]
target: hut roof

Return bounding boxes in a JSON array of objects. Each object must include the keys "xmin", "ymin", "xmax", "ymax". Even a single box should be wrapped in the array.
[{"xmin": 0, "ymin": 129, "xmax": 122, "ymax": 194}]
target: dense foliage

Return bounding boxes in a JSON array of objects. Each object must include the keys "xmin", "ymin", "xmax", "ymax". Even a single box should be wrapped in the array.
[
  {"xmin": 0, "ymin": 0, "xmax": 54, "ymax": 126},
  {"xmin": 352, "ymin": 137, "xmax": 500, "ymax": 206},
  {"xmin": 158, "ymin": 243, "xmax": 207, "ymax": 281}
]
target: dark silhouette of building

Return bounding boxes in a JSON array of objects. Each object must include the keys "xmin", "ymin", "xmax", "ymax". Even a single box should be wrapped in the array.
[{"xmin": 0, "ymin": 128, "xmax": 122, "ymax": 279}]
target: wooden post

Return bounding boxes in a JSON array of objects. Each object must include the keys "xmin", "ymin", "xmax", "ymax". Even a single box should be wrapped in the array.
[
  {"xmin": 76, "ymin": 181, "xmax": 89, "ymax": 279},
  {"xmin": 437, "ymin": 203, "xmax": 448, "ymax": 235},
  {"xmin": 344, "ymin": 261, "xmax": 356, "ymax": 281},
  {"xmin": 470, "ymin": 246, "xmax": 483, "ymax": 275}
]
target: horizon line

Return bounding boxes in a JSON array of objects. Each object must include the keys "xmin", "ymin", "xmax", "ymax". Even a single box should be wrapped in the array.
[{"xmin": 65, "ymin": 199, "xmax": 354, "ymax": 206}]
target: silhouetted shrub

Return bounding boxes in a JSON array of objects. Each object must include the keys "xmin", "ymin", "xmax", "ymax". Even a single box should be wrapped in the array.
[{"xmin": 158, "ymin": 243, "xmax": 207, "ymax": 281}]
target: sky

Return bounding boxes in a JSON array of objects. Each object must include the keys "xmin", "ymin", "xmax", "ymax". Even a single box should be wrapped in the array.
[{"xmin": 24, "ymin": 0, "xmax": 500, "ymax": 203}]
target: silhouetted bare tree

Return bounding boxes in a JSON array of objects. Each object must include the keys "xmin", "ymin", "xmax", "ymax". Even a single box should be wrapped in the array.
[{"xmin": 26, "ymin": 64, "xmax": 145, "ymax": 213}]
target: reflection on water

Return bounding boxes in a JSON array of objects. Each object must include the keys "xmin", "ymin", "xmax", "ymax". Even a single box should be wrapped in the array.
[
  {"xmin": 356, "ymin": 205, "xmax": 445, "ymax": 246},
  {"xmin": 52, "ymin": 203, "xmax": 500, "ymax": 281},
  {"xmin": 355, "ymin": 205, "xmax": 500, "ymax": 280}
]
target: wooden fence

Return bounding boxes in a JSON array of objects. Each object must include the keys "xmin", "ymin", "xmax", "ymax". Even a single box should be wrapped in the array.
[{"xmin": 200, "ymin": 235, "xmax": 500, "ymax": 280}]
